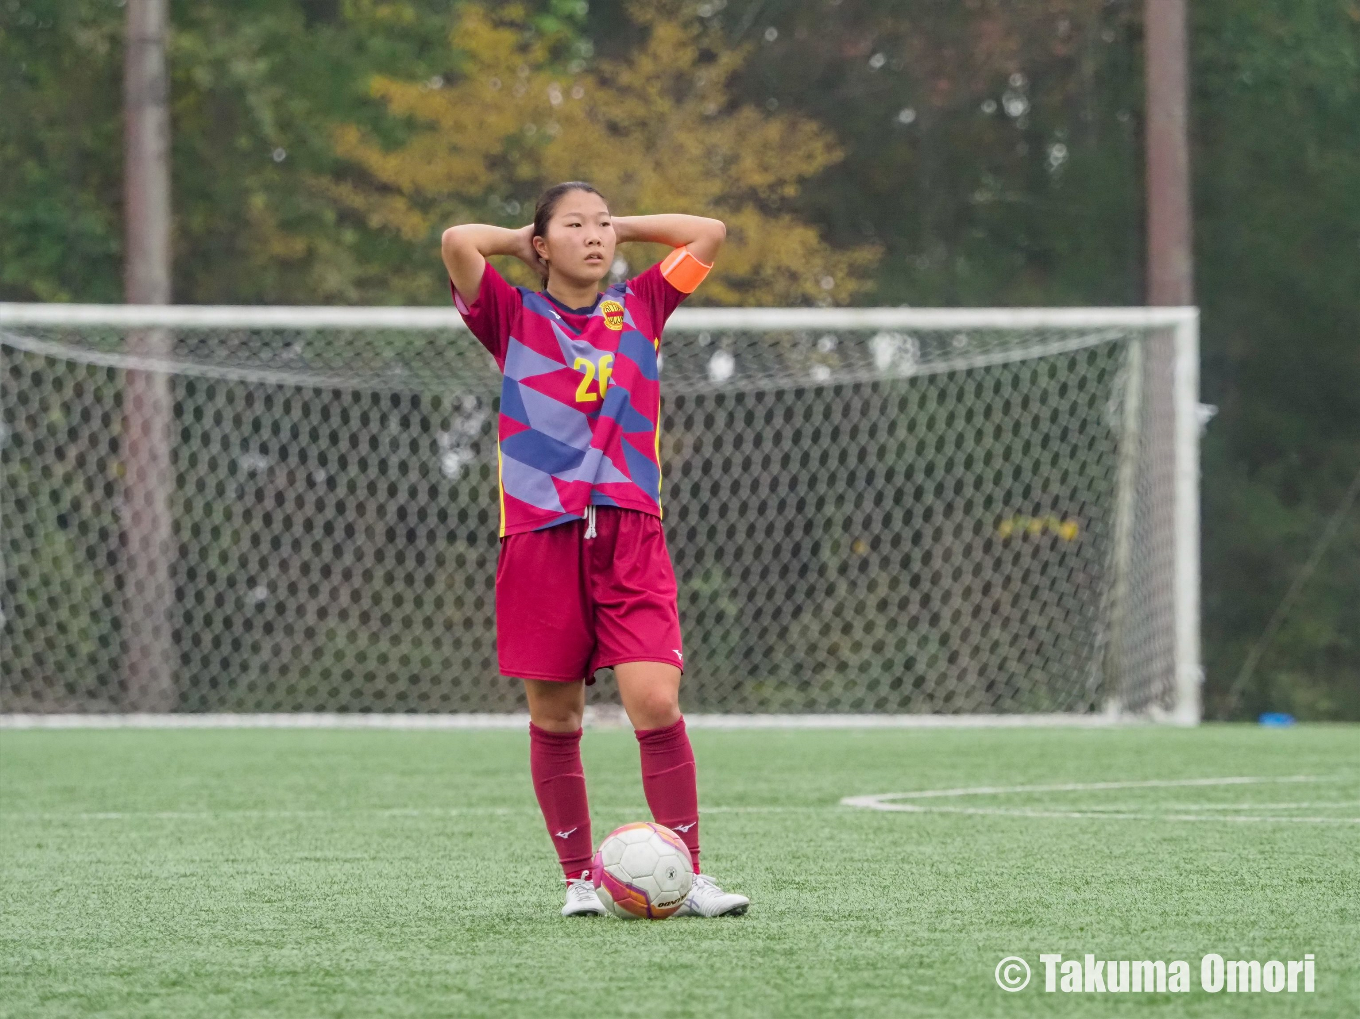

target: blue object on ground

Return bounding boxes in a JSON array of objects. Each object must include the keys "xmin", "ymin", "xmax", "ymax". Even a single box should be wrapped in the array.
[{"xmin": 1258, "ymin": 712, "xmax": 1296, "ymax": 727}]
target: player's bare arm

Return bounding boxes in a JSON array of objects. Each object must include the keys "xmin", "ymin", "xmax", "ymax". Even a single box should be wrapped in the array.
[
  {"xmin": 440, "ymin": 222, "xmax": 544, "ymax": 303},
  {"xmin": 612, "ymin": 213, "xmax": 727, "ymax": 265}
]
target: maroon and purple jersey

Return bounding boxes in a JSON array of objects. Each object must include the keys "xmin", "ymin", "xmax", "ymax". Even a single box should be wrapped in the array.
[{"xmin": 453, "ymin": 261, "xmax": 690, "ymax": 537}]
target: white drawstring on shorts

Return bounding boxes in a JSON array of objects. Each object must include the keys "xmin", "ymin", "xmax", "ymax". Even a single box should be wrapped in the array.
[{"xmin": 583, "ymin": 504, "xmax": 597, "ymax": 539}]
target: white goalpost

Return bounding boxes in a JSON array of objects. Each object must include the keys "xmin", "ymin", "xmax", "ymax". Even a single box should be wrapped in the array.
[{"xmin": 0, "ymin": 302, "xmax": 1200, "ymax": 725}]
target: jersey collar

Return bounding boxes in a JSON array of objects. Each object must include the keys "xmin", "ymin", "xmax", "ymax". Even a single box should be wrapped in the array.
[{"xmin": 541, "ymin": 289, "xmax": 603, "ymax": 317}]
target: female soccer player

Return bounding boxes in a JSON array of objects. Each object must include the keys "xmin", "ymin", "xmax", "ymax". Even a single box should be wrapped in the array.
[{"xmin": 441, "ymin": 182, "xmax": 750, "ymax": 918}]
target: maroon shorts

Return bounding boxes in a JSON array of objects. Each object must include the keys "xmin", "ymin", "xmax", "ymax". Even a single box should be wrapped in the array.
[{"xmin": 495, "ymin": 507, "xmax": 684, "ymax": 683}]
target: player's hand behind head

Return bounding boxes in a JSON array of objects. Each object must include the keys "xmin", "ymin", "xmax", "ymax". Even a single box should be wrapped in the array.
[{"xmin": 513, "ymin": 223, "xmax": 549, "ymax": 281}]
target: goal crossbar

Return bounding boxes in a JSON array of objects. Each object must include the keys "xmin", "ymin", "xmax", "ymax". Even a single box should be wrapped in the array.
[{"xmin": 0, "ymin": 303, "xmax": 1197, "ymax": 333}]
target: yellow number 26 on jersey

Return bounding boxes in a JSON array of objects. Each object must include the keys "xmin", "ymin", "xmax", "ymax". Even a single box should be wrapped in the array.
[{"xmin": 573, "ymin": 354, "xmax": 613, "ymax": 403}]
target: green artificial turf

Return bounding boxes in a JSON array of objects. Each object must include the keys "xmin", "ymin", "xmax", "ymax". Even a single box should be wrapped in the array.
[{"xmin": 1, "ymin": 725, "xmax": 1357, "ymax": 1018}]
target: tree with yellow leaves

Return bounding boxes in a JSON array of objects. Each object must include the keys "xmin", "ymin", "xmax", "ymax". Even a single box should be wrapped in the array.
[{"xmin": 328, "ymin": 2, "xmax": 878, "ymax": 304}]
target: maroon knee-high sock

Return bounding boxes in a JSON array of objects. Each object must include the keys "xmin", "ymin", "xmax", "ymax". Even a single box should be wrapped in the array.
[
  {"xmin": 635, "ymin": 716, "xmax": 701, "ymax": 873},
  {"xmin": 528, "ymin": 723, "xmax": 593, "ymax": 880}
]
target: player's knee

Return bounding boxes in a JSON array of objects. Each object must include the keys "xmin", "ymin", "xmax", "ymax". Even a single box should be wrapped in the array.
[
  {"xmin": 532, "ymin": 704, "xmax": 583, "ymax": 731},
  {"xmin": 523, "ymin": 679, "xmax": 585, "ymax": 731},
  {"xmin": 632, "ymin": 689, "xmax": 681, "ymax": 729},
  {"xmin": 535, "ymin": 693, "xmax": 584, "ymax": 729}
]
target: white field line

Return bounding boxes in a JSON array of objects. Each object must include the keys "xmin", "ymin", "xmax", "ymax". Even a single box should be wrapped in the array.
[
  {"xmin": 850, "ymin": 776, "xmax": 1324, "ymax": 800},
  {"xmin": 0, "ymin": 713, "xmax": 535, "ymax": 730},
  {"xmin": 841, "ymin": 776, "xmax": 1360, "ymax": 824},
  {"xmin": 0, "ymin": 805, "xmax": 821, "ymax": 823},
  {"xmin": 1, "ymin": 807, "xmax": 529, "ymax": 822},
  {"xmin": 851, "ymin": 807, "xmax": 1360, "ymax": 824},
  {"xmin": 1150, "ymin": 800, "xmax": 1360, "ymax": 810},
  {"xmin": 8, "ymin": 797, "xmax": 1357, "ymax": 825},
  {"xmin": 0, "ymin": 712, "xmax": 1147, "ymax": 730},
  {"xmin": 8, "ymin": 782, "xmax": 1357, "ymax": 825}
]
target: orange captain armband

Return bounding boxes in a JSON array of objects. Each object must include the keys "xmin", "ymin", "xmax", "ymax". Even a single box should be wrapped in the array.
[{"xmin": 659, "ymin": 245, "xmax": 712, "ymax": 294}]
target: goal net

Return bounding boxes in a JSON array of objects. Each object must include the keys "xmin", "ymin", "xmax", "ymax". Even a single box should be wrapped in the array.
[{"xmin": 0, "ymin": 304, "xmax": 1200, "ymax": 721}]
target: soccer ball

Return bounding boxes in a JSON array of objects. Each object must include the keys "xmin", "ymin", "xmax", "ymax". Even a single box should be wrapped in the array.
[{"xmin": 591, "ymin": 822, "xmax": 694, "ymax": 920}]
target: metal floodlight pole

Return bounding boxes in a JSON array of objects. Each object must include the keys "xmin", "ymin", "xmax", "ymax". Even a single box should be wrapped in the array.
[
  {"xmin": 122, "ymin": 0, "xmax": 177, "ymax": 710},
  {"xmin": 1144, "ymin": 0, "xmax": 1201, "ymax": 724}
]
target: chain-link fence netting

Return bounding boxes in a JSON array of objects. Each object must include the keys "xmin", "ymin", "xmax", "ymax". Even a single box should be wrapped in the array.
[{"xmin": 1, "ymin": 310, "xmax": 1187, "ymax": 716}]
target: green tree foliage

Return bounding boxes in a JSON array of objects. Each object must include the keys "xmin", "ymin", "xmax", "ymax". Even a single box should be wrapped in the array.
[
  {"xmin": 1, "ymin": 0, "xmax": 465, "ymax": 304},
  {"xmin": 600, "ymin": 0, "xmax": 1146, "ymax": 307},
  {"xmin": 1, "ymin": 0, "xmax": 123, "ymax": 302},
  {"xmin": 328, "ymin": 1, "xmax": 877, "ymax": 304}
]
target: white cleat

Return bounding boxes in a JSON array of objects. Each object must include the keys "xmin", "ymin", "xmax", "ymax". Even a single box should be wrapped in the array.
[
  {"xmin": 673, "ymin": 873, "xmax": 750, "ymax": 917},
  {"xmin": 561, "ymin": 871, "xmax": 607, "ymax": 917}
]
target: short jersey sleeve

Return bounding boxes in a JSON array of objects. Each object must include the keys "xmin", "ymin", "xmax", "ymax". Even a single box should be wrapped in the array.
[
  {"xmin": 627, "ymin": 261, "xmax": 689, "ymax": 337},
  {"xmin": 451, "ymin": 262, "xmax": 520, "ymax": 369}
]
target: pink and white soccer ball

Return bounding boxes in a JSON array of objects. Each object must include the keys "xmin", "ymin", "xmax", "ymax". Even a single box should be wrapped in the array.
[{"xmin": 591, "ymin": 822, "xmax": 694, "ymax": 920}]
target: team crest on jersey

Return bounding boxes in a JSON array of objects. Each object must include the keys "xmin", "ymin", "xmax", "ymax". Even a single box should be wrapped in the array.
[{"xmin": 601, "ymin": 299, "xmax": 624, "ymax": 331}]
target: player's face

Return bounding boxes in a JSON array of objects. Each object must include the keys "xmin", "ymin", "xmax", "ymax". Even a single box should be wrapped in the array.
[{"xmin": 536, "ymin": 191, "xmax": 615, "ymax": 286}]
